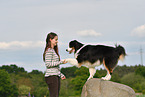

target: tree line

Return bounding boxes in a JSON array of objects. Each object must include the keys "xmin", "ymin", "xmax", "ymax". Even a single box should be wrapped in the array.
[{"xmin": 0, "ymin": 64, "xmax": 145, "ymax": 97}]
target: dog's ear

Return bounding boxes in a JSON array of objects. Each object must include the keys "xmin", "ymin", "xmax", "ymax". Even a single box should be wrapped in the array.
[
  {"xmin": 73, "ymin": 40, "xmax": 77, "ymax": 42},
  {"xmin": 70, "ymin": 40, "xmax": 77, "ymax": 47}
]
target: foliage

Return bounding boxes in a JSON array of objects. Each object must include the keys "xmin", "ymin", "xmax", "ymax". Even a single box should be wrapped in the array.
[
  {"xmin": 60, "ymin": 78, "xmax": 76, "ymax": 96},
  {"xmin": 71, "ymin": 75, "xmax": 88, "ymax": 95},
  {"xmin": 135, "ymin": 65, "xmax": 145, "ymax": 77},
  {"xmin": 70, "ymin": 66, "xmax": 100, "ymax": 95},
  {"xmin": 33, "ymin": 86, "xmax": 49, "ymax": 97},
  {"xmin": 121, "ymin": 73, "xmax": 145, "ymax": 93},
  {"xmin": 61, "ymin": 66, "xmax": 78, "ymax": 78},
  {"xmin": 0, "ymin": 64, "xmax": 26, "ymax": 74},
  {"xmin": 29, "ymin": 70, "xmax": 43, "ymax": 75},
  {"xmin": 111, "ymin": 73, "xmax": 121, "ymax": 83},
  {"xmin": 113, "ymin": 65, "xmax": 137, "ymax": 78},
  {"xmin": 1, "ymin": 64, "xmax": 145, "ymax": 96},
  {"xmin": 19, "ymin": 85, "xmax": 31, "ymax": 96},
  {"xmin": 0, "ymin": 69, "xmax": 18, "ymax": 97}
]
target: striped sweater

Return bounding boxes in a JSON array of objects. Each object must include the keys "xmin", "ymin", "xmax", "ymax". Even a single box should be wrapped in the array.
[{"xmin": 44, "ymin": 48, "xmax": 64, "ymax": 78}]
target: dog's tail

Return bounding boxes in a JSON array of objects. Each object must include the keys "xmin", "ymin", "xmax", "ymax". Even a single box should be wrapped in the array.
[{"xmin": 115, "ymin": 45, "xmax": 127, "ymax": 61}]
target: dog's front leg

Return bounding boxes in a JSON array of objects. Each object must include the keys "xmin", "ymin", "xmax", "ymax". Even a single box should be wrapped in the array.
[
  {"xmin": 101, "ymin": 71, "xmax": 111, "ymax": 80},
  {"xmin": 88, "ymin": 68, "xmax": 96, "ymax": 80},
  {"xmin": 62, "ymin": 58, "xmax": 80, "ymax": 68}
]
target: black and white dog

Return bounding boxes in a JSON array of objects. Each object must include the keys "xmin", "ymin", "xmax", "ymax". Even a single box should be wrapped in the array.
[{"xmin": 64, "ymin": 40, "xmax": 126, "ymax": 80}]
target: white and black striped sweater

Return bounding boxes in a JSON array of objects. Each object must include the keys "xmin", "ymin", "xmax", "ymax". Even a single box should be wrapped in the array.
[{"xmin": 44, "ymin": 48, "xmax": 64, "ymax": 78}]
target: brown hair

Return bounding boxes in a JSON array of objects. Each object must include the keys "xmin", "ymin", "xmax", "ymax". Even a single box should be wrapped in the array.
[{"xmin": 43, "ymin": 32, "xmax": 60, "ymax": 61}]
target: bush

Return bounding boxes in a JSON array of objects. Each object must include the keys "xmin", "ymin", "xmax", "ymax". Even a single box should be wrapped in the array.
[
  {"xmin": 121, "ymin": 73, "xmax": 145, "ymax": 93},
  {"xmin": 0, "ymin": 69, "xmax": 18, "ymax": 97}
]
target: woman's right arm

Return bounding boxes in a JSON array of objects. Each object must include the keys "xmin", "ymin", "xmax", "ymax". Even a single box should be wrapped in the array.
[{"xmin": 45, "ymin": 50, "xmax": 63, "ymax": 68}]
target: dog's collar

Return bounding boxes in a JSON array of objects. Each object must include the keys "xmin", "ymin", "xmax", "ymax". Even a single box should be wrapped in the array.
[{"xmin": 74, "ymin": 44, "xmax": 87, "ymax": 58}]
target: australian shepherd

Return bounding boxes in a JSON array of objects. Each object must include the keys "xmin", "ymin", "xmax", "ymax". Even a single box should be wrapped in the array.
[{"xmin": 63, "ymin": 40, "xmax": 126, "ymax": 80}]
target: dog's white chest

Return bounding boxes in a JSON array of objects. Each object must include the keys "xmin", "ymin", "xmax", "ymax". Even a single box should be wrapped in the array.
[{"xmin": 83, "ymin": 60, "xmax": 101, "ymax": 68}]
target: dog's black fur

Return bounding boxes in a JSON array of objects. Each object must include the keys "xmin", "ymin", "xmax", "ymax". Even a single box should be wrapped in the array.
[{"xmin": 69, "ymin": 40, "xmax": 126, "ymax": 75}]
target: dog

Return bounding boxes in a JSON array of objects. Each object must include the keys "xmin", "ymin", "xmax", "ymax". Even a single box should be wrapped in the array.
[{"xmin": 63, "ymin": 40, "xmax": 126, "ymax": 80}]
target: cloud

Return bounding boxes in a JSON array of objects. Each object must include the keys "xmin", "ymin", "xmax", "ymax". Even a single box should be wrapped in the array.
[
  {"xmin": 76, "ymin": 30, "xmax": 102, "ymax": 37},
  {"xmin": 0, "ymin": 41, "xmax": 67, "ymax": 50},
  {"xmin": 0, "ymin": 41, "xmax": 45, "ymax": 50},
  {"xmin": 131, "ymin": 24, "xmax": 145, "ymax": 37}
]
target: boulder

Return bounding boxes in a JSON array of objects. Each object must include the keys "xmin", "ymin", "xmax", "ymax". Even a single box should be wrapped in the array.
[{"xmin": 81, "ymin": 78, "xmax": 136, "ymax": 97}]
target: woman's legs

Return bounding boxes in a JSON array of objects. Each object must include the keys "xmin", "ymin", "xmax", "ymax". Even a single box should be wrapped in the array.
[{"xmin": 45, "ymin": 76, "xmax": 60, "ymax": 97}]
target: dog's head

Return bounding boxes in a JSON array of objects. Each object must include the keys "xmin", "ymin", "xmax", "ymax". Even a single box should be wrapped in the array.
[{"xmin": 66, "ymin": 40, "xmax": 82, "ymax": 54}]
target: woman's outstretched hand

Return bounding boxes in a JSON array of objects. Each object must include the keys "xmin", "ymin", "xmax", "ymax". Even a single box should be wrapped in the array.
[{"xmin": 61, "ymin": 76, "xmax": 66, "ymax": 80}]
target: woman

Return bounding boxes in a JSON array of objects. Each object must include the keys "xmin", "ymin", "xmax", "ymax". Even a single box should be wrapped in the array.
[{"xmin": 43, "ymin": 32, "xmax": 67, "ymax": 97}]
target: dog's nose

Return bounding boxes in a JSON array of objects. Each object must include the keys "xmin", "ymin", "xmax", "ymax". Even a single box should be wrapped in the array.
[{"xmin": 66, "ymin": 49, "xmax": 68, "ymax": 51}]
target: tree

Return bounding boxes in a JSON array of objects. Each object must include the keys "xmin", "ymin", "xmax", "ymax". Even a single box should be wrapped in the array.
[
  {"xmin": 33, "ymin": 86, "xmax": 49, "ymax": 97},
  {"xmin": 113, "ymin": 65, "xmax": 136, "ymax": 78},
  {"xmin": 0, "ymin": 70, "xmax": 18, "ymax": 97},
  {"xmin": 29, "ymin": 70, "xmax": 43, "ymax": 75},
  {"xmin": 121, "ymin": 73, "xmax": 145, "ymax": 93},
  {"xmin": 0, "ymin": 64, "xmax": 26, "ymax": 74},
  {"xmin": 16, "ymin": 77, "xmax": 33, "ymax": 95},
  {"xmin": 29, "ymin": 73, "xmax": 47, "ymax": 96},
  {"xmin": 135, "ymin": 65, "xmax": 145, "ymax": 77},
  {"xmin": 61, "ymin": 66, "xmax": 78, "ymax": 78},
  {"xmin": 111, "ymin": 73, "xmax": 121, "ymax": 83},
  {"xmin": 60, "ymin": 78, "xmax": 76, "ymax": 96},
  {"xmin": 19, "ymin": 85, "xmax": 31, "ymax": 96},
  {"xmin": 71, "ymin": 75, "xmax": 88, "ymax": 95},
  {"xmin": 70, "ymin": 67, "xmax": 90, "ymax": 95}
]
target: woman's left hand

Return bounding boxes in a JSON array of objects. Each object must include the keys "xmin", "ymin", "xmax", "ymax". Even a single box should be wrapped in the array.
[{"xmin": 61, "ymin": 76, "xmax": 66, "ymax": 80}]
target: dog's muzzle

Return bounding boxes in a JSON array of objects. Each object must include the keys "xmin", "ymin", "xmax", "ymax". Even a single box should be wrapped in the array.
[
  {"xmin": 66, "ymin": 47, "xmax": 74, "ymax": 54},
  {"xmin": 66, "ymin": 47, "xmax": 72, "ymax": 52}
]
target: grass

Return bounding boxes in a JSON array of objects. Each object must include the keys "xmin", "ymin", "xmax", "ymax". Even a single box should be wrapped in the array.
[{"xmin": 136, "ymin": 95, "xmax": 145, "ymax": 97}]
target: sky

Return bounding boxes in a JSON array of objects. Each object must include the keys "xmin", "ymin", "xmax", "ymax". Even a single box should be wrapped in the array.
[{"xmin": 0, "ymin": 0, "xmax": 145, "ymax": 72}]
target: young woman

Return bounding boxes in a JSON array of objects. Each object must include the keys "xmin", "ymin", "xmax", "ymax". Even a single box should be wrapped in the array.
[{"xmin": 43, "ymin": 32, "xmax": 67, "ymax": 97}]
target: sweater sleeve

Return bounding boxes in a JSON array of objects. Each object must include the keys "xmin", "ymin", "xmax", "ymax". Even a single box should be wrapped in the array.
[{"xmin": 45, "ymin": 49, "xmax": 63, "ymax": 68}]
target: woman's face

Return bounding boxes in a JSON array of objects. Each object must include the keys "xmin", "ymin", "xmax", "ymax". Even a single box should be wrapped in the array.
[{"xmin": 50, "ymin": 36, "xmax": 58, "ymax": 48}]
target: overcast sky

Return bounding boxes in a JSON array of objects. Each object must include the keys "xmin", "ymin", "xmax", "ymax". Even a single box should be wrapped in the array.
[{"xmin": 0, "ymin": 0, "xmax": 145, "ymax": 72}]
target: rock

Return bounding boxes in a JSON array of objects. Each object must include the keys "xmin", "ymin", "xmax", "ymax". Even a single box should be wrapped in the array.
[{"xmin": 81, "ymin": 78, "xmax": 136, "ymax": 97}]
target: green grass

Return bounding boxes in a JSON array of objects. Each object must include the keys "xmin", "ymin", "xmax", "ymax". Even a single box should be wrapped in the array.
[
  {"xmin": 60, "ymin": 96, "xmax": 80, "ymax": 97},
  {"xmin": 136, "ymin": 95, "xmax": 145, "ymax": 97}
]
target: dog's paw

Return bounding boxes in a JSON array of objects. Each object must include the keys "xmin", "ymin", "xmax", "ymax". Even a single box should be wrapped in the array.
[
  {"xmin": 64, "ymin": 58, "xmax": 79, "ymax": 66},
  {"xmin": 101, "ymin": 76, "xmax": 111, "ymax": 81},
  {"xmin": 101, "ymin": 77, "xmax": 107, "ymax": 80},
  {"xmin": 87, "ymin": 77, "xmax": 93, "ymax": 81},
  {"xmin": 101, "ymin": 73, "xmax": 111, "ymax": 81},
  {"xmin": 61, "ymin": 59, "xmax": 66, "ymax": 62},
  {"xmin": 77, "ymin": 66, "xmax": 81, "ymax": 68},
  {"xmin": 61, "ymin": 59, "xmax": 70, "ymax": 63}
]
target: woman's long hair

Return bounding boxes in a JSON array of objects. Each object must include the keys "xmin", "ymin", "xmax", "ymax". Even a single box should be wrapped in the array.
[{"xmin": 43, "ymin": 32, "xmax": 60, "ymax": 61}]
